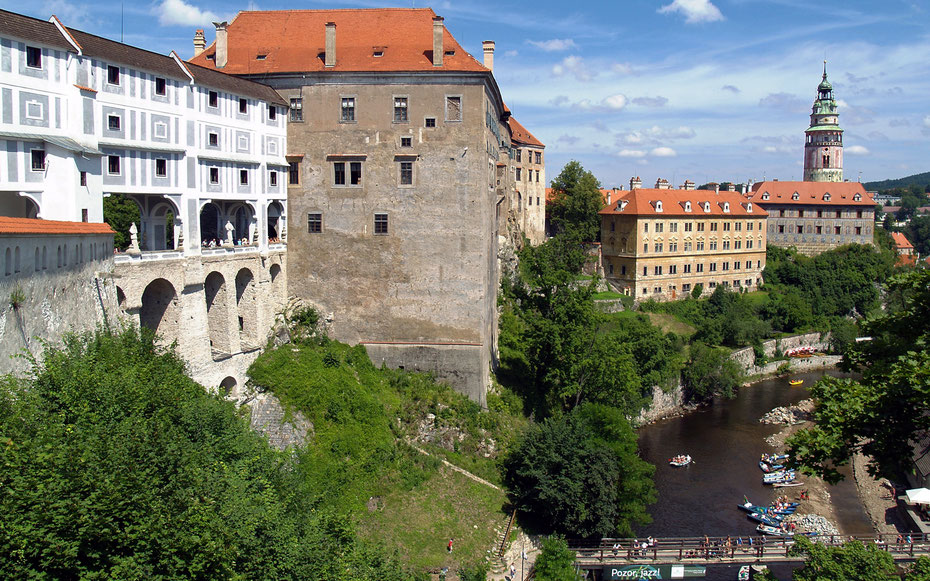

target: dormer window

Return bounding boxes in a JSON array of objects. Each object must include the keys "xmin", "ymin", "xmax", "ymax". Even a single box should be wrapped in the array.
[
  {"xmin": 655, "ymin": 201, "xmax": 663, "ymax": 212},
  {"xmin": 792, "ymin": 192, "xmax": 800, "ymax": 200},
  {"xmin": 703, "ymin": 202, "xmax": 710, "ymax": 213},
  {"xmin": 761, "ymin": 192, "xmax": 770, "ymax": 200},
  {"xmin": 746, "ymin": 202, "xmax": 752, "ymax": 212},
  {"xmin": 619, "ymin": 201, "xmax": 628, "ymax": 211},
  {"xmin": 256, "ymin": 54, "xmax": 267, "ymax": 60},
  {"xmin": 684, "ymin": 201, "xmax": 692, "ymax": 212},
  {"xmin": 373, "ymin": 50, "xmax": 384, "ymax": 57},
  {"xmin": 823, "ymin": 193, "xmax": 831, "ymax": 201},
  {"xmin": 444, "ymin": 50, "xmax": 455, "ymax": 56},
  {"xmin": 853, "ymin": 193, "xmax": 861, "ymax": 201},
  {"xmin": 723, "ymin": 202, "xmax": 730, "ymax": 213}
]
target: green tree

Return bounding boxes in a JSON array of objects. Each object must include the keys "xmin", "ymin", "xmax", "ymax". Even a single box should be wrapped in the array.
[
  {"xmin": 788, "ymin": 536, "xmax": 897, "ymax": 581},
  {"xmin": 534, "ymin": 537, "xmax": 578, "ymax": 581},
  {"xmin": 789, "ymin": 269, "xmax": 930, "ymax": 482},
  {"xmin": 906, "ymin": 215, "xmax": 930, "ymax": 256},
  {"xmin": 502, "ymin": 404, "xmax": 655, "ymax": 538},
  {"xmin": 102, "ymin": 193, "xmax": 141, "ymax": 250},
  {"xmin": 690, "ymin": 283, "xmax": 704, "ymax": 299},
  {"xmin": 548, "ymin": 161, "xmax": 604, "ymax": 242},
  {"xmin": 905, "ymin": 556, "xmax": 930, "ymax": 581},
  {"xmin": 0, "ymin": 328, "xmax": 411, "ymax": 580},
  {"xmin": 680, "ymin": 341, "xmax": 743, "ymax": 401}
]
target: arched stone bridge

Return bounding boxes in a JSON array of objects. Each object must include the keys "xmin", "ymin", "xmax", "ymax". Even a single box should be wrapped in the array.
[{"xmin": 113, "ymin": 246, "xmax": 287, "ymax": 397}]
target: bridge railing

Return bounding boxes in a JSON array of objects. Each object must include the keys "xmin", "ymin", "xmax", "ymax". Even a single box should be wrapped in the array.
[{"xmin": 569, "ymin": 532, "xmax": 930, "ymax": 562}]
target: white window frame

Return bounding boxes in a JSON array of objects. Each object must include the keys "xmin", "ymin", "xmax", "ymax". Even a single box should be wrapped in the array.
[
  {"xmin": 107, "ymin": 65, "xmax": 120, "ymax": 86},
  {"xmin": 107, "ymin": 155, "xmax": 121, "ymax": 176},
  {"xmin": 154, "ymin": 158, "xmax": 168, "ymax": 178},
  {"xmin": 25, "ymin": 46, "xmax": 42, "ymax": 69},
  {"xmin": 25, "ymin": 100, "xmax": 43, "ymax": 120},
  {"xmin": 107, "ymin": 114, "xmax": 121, "ymax": 131},
  {"xmin": 30, "ymin": 148, "xmax": 45, "ymax": 172},
  {"xmin": 153, "ymin": 122, "xmax": 168, "ymax": 139}
]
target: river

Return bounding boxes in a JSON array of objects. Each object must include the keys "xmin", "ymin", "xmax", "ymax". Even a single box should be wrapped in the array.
[{"xmin": 633, "ymin": 368, "xmax": 872, "ymax": 579}]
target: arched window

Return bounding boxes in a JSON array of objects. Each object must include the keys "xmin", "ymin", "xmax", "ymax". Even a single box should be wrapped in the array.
[{"xmin": 34, "ymin": 248, "xmax": 40, "ymax": 272}]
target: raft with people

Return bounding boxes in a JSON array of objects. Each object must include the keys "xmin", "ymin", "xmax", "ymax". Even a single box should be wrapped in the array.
[{"xmin": 669, "ymin": 454, "xmax": 692, "ymax": 467}]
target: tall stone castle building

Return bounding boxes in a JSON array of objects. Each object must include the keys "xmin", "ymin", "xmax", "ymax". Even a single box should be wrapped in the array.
[
  {"xmin": 190, "ymin": 9, "xmax": 524, "ymax": 404},
  {"xmin": 802, "ymin": 63, "xmax": 843, "ymax": 183}
]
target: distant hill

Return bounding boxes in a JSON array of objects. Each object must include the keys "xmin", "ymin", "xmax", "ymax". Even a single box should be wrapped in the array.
[{"xmin": 864, "ymin": 172, "xmax": 930, "ymax": 191}]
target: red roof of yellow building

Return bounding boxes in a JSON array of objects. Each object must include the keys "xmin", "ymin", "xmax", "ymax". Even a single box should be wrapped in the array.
[
  {"xmin": 748, "ymin": 181, "xmax": 874, "ymax": 206},
  {"xmin": 508, "ymin": 117, "xmax": 544, "ymax": 148},
  {"xmin": 0, "ymin": 217, "xmax": 114, "ymax": 235},
  {"xmin": 600, "ymin": 189, "xmax": 768, "ymax": 218},
  {"xmin": 188, "ymin": 9, "xmax": 487, "ymax": 74},
  {"xmin": 891, "ymin": 231, "xmax": 913, "ymax": 250}
]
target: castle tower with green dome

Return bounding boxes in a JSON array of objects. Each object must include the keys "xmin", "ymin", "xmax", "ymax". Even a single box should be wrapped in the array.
[{"xmin": 803, "ymin": 62, "xmax": 844, "ymax": 182}]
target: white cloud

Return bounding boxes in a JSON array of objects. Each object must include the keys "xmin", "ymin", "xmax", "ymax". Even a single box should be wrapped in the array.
[
  {"xmin": 43, "ymin": 0, "xmax": 90, "ymax": 26},
  {"xmin": 156, "ymin": 0, "xmax": 220, "ymax": 27},
  {"xmin": 658, "ymin": 0, "xmax": 724, "ymax": 24},
  {"xmin": 603, "ymin": 94, "xmax": 628, "ymax": 110},
  {"xmin": 632, "ymin": 96, "xmax": 669, "ymax": 108},
  {"xmin": 528, "ymin": 39, "xmax": 577, "ymax": 52},
  {"xmin": 504, "ymin": 50, "xmax": 519, "ymax": 58},
  {"xmin": 551, "ymin": 56, "xmax": 592, "ymax": 82},
  {"xmin": 846, "ymin": 145, "xmax": 870, "ymax": 155},
  {"xmin": 611, "ymin": 63, "xmax": 633, "ymax": 75},
  {"xmin": 618, "ymin": 149, "xmax": 647, "ymax": 158},
  {"xmin": 924, "ymin": 115, "xmax": 930, "ymax": 128},
  {"xmin": 618, "ymin": 125, "xmax": 695, "ymax": 147},
  {"xmin": 651, "ymin": 147, "xmax": 677, "ymax": 157}
]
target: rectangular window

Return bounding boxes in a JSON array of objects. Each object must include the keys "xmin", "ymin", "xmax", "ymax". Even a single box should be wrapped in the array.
[
  {"xmin": 710, "ymin": 223, "xmax": 718, "ymax": 231},
  {"xmin": 735, "ymin": 261, "xmax": 741, "ymax": 270},
  {"xmin": 836, "ymin": 210, "xmax": 842, "ymax": 218},
  {"xmin": 747, "ymin": 240, "xmax": 753, "ymax": 249},
  {"xmin": 735, "ymin": 240, "xmax": 741, "ymax": 249},
  {"xmin": 26, "ymin": 46, "xmax": 42, "ymax": 69},
  {"xmin": 723, "ymin": 262, "xmax": 730, "ymax": 271},
  {"xmin": 288, "ymin": 162, "xmax": 299, "ymax": 185},
  {"xmin": 445, "ymin": 96, "xmax": 462, "ymax": 121},
  {"xmin": 394, "ymin": 97, "xmax": 408, "ymax": 123},
  {"xmin": 107, "ymin": 65, "xmax": 120, "ymax": 85},
  {"xmin": 669, "ymin": 242, "xmax": 678, "ymax": 252},
  {"xmin": 857, "ymin": 210, "xmax": 863, "ymax": 219},
  {"xmin": 735, "ymin": 222, "xmax": 742, "ymax": 231},
  {"xmin": 670, "ymin": 223, "xmax": 678, "ymax": 233},
  {"xmin": 374, "ymin": 213, "xmax": 389, "ymax": 235},
  {"xmin": 684, "ymin": 264, "xmax": 691, "ymax": 273},
  {"xmin": 697, "ymin": 222, "xmax": 705, "ymax": 232},
  {"xmin": 270, "ymin": 171, "xmax": 278, "ymax": 187},
  {"xmin": 685, "ymin": 223, "xmax": 693, "ymax": 232},
  {"xmin": 684, "ymin": 242, "xmax": 692, "ymax": 252},
  {"xmin": 208, "ymin": 91, "xmax": 218, "ymax": 108},
  {"xmin": 209, "ymin": 167, "xmax": 219, "ymax": 184},
  {"xmin": 643, "ymin": 243, "xmax": 648, "ymax": 253},
  {"xmin": 80, "ymin": 171, "xmax": 87, "ymax": 186},
  {"xmin": 399, "ymin": 161, "xmax": 413, "ymax": 185},
  {"xmin": 643, "ymin": 266, "xmax": 647, "ymax": 276},
  {"xmin": 107, "ymin": 115, "xmax": 120, "ymax": 131},
  {"xmin": 239, "ymin": 98, "xmax": 248, "ymax": 114},
  {"xmin": 799, "ymin": 210, "xmax": 804, "ymax": 218},
  {"xmin": 334, "ymin": 162, "xmax": 346, "ymax": 185},
  {"xmin": 425, "ymin": 117, "xmax": 436, "ymax": 128},
  {"xmin": 515, "ymin": 168, "xmax": 522, "ymax": 181},
  {"xmin": 747, "ymin": 222, "xmax": 753, "ymax": 231},
  {"xmin": 154, "ymin": 122, "xmax": 168, "ymax": 139},
  {"xmin": 268, "ymin": 105, "xmax": 277, "ymax": 120},
  {"xmin": 696, "ymin": 241, "xmax": 704, "ymax": 251},
  {"xmin": 290, "ymin": 98, "xmax": 303, "ymax": 122},
  {"xmin": 401, "ymin": 136, "xmax": 412, "ymax": 147},
  {"xmin": 644, "ymin": 223, "xmax": 648, "ymax": 233},
  {"xmin": 816, "ymin": 225, "xmax": 822, "ymax": 234},
  {"xmin": 723, "ymin": 241, "xmax": 730, "ymax": 250},
  {"xmin": 208, "ymin": 132, "xmax": 219, "ymax": 147},
  {"xmin": 855, "ymin": 226, "xmax": 862, "ymax": 235},
  {"xmin": 535, "ymin": 152, "xmax": 542, "ymax": 164},
  {"xmin": 709, "ymin": 262, "xmax": 717, "ymax": 272},
  {"xmin": 669, "ymin": 265, "xmax": 677, "ymax": 274},
  {"xmin": 778, "ymin": 225, "xmax": 785, "ymax": 233},
  {"xmin": 350, "ymin": 162, "xmax": 362, "ymax": 185},
  {"xmin": 656, "ymin": 223, "xmax": 664, "ymax": 233},
  {"xmin": 307, "ymin": 213, "xmax": 322, "ymax": 233},
  {"xmin": 697, "ymin": 264, "xmax": 704, "ymax": 273},
  {"xmin": 30, "ymin": 149, "xmax": 45, "ymax": 171},
  {"xmin": 535, "ymin": 171, "xmax": 539, "ymax": 183},
  {"xmin": 654, "ymin": 243, "xmax": 662, "ymax": 252},
  {"xmin": 834, "ymin": 226, "xmax": 841, "ymax": 235},
  {"xmin": 517, "ymin": 150, "xmax": 522, "ymax": 162},
  {"xmin": 797, "ymin": 225, "xmax": 803, "ymax": 234},
  {"xmin": 155, "ymin": 158, "xmax": 167, "ymax": 177},
  {"xmin": 723, "ymin": 222, "xmax": 731, "ymax": 231},
  {"xmin": 107, "ymin": 155, "xmax": 120, "ymax": 175},
  {"xmin": 155, "ymin": 77, "xmax": 167, "ymax": 96},
  {"xmin": 654, "ymin": 266, "xmax": 662, "ymax": 275},
  {"xmin": 239, "ymin": 169, "xmax": 249, "ymax": 185},
  {"xmin": 621, "ymin": 265, "xmax": 626, "ymax": 275},
  {"xmin": 683, "ymin": 283, "xmax": 691, "ymax": 292},
  {"xmin": 710, "ymin": 241, "xmax": 717, "ymax": 251},
  {"xmin": 341, "ymin": 97, "xmax": 355, "ymax": 122},
  {"xmin": 333, "ymin": 161, "xmax": 363, "ymax": 186},
  {"xmin": 779, "ymin": 209, "xmax": 785, "ymax": 217},
  {"xmin": 817, "ymin": 210, "xmax": 823, "ymax": 218},
  {"xmin": 81, "ymin": 209, "xmax": 88, "ymax": 222}
]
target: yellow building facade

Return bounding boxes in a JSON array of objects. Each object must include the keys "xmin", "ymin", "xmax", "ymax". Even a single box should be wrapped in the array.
[{"xmin": 600, "ymin": 182, "xmax": 768, "ymax": 300}]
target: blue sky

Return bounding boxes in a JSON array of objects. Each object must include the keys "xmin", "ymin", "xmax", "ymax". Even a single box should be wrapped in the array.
[{"xmin": 4, "ymin": 0, "xmax": 928, "ymax": 188}]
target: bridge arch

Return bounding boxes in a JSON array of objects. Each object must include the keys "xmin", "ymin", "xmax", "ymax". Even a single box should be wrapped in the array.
[
  {"xmin": 219, "ymin": 376, "xmax": 237, "ymax": 397},
  {"xmin": 235, "ymin": 267, "xmax": 257, "ymax": 348},
  {"xmin": 140, "ymin": 278, "xmax": 180, "ymax": 344},
  {"xmin": 205, "ymin": 271, "xmax": 231, "ymax": 356}
]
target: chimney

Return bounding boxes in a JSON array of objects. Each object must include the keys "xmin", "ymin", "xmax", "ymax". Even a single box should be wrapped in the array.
[
  {"xmin": 325, "ymin": 22, "xmax": 336, "ymax": 68},
  {"xmin": 432, "ymin": 17, "xmax": 444, "ymax": 67},
  {"xmin": 606, "ymin": 191, "xmax": 612, "ymax": 205},
  {"xmin": 715, "ymin": 184, "xmax": 720, "ymax": 193},
  {"xmin": 682, "ymin": 180, "xmax": 696, "ymax": 191},
  {"xmin": 655, "ymin": 178, "xmax": 670, "ymax": 190},
  {"xmin": 482, "ymin": 40, "xmax": 495, "ymax": 71},
  {"xmin": 630, "ymin": 176, "xmax": 642, "ymax": 190},
  {"xmin": 193, "ymin": 29, "xmax": 206, "ymax": 57},
  {"xmin": 213, "ymin": 21, "xmax": 228, "ymax": 68},
  {"xmin": 726, "ymin": 183, "xmax": 736, "ymax": 192}
]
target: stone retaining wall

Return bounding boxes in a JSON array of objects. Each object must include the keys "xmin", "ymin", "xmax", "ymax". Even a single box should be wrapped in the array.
[{"xmin": 730, "ymin": 332, "xmax": 831, "ymax": 375}]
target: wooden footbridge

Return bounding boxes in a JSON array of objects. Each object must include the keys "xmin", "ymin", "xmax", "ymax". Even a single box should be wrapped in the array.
[{"xmin": 568, "ymin": 533, "xmax": 930, "ymax": 577}]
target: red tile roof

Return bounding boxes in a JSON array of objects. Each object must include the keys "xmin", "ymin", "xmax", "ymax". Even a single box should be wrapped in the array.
[
  {"xmin": 600, "ymin": 188, "xmax": 768, "ymax": 217},
  {"xmin": 897, "ymin": 254, "xmax": 916, "ymax": 267},
  {"xmin": 0, "ymin": 217, "xmax": 114, "ymax": 235},
  {"xmin": 891, "ymin": 231, "xmax": 913, "ymax": 250},
  {"xmin": 748, "ymin": 181, "xmax": 874, "ymax": 207},
  {"xmin": 508, "ymin": 117, "xmax": 544, "ymax": 148},
  {"xmin": 188, "ymin": 9, "xmax": 487, "ymax": 74}
]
